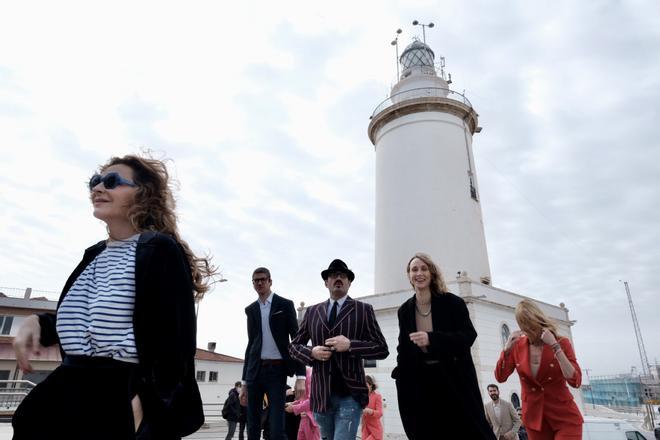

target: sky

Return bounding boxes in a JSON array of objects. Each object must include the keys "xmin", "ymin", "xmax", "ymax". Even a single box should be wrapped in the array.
[{"xmin": 1, "ymin": 1, "xmax": 659, "ymax": 377}]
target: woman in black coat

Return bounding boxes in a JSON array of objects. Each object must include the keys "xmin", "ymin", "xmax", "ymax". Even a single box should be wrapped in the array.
[
  {"xmin": 392, "ymin": 253, "xmax": 495, "ymax": 440},
  {"xmin": 12, "ymin": 154, "xmax": 214, "ymax": 440}
]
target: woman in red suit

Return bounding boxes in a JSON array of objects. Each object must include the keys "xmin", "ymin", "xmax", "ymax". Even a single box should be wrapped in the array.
[
  {"xmin": 361, "ymin": 375, "xmax": 383, "ymax": 440},
  {"xmin": 495, "ymin": 300, "xmax": 583, "ymax": 440}
]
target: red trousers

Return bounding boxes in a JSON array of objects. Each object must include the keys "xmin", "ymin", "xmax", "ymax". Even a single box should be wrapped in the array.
[{"xmin": 527, "ymin": 418, "xmax": 582, "ymax": 440}]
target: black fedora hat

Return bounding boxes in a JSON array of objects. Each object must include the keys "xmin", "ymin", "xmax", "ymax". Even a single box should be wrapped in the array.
[{"xmin": 321, "ymin": 259, "xmax": 355, "ymax": 282}]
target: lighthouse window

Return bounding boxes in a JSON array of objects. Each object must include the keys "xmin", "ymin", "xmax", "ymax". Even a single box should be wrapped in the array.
[
  {"xmin": 501, "ymin": 324, "xmax": 511, "ymax": 348},
  {"xmin": 469, "ymin": 176, "xmax": 479, "ymax": 201}
]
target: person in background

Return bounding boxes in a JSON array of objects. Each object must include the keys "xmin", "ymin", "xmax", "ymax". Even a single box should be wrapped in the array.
[
  {"xmin": 285, "ymin": 367, "xmax": 320, "ymax": 440},
  {"xmin": 239, "ymin": 395, "xmax": 248, "ymax": 440},
  {"xmin": 392, "ymin": 253, "xmax": 495, "ymax": 439},
  {"xmin": 284, "ymin": 385, "xmax": 301, "ymax": 439},
  {"xmin": 361, "ymin": 375, "xmax": 383, "ymax": 440},
  {"xmin": 517, "ymin": 408, "xmax": 528, "ymax": 440},
  {"xmin": 12, "ymin": 154, "xmax": 212, "ymax": 440},
  {"xmin": 224, "ymin": 382, "xmax": 243, "ymax": 440},
  {"xmin": 483, "ymin": 383, "xmax": 520, "ymax": 440},
  {"xmin": 495, "ymin": 299, "xmax": 583, "ymax": 440}
]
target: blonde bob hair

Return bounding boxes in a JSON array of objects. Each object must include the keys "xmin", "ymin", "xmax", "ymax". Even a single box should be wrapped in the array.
[
  {"xmin": 406, "ymin": 253, "xmax": 448, "ymax": 296},
  {"xmin": 514, "ymin": 299, "xmax": 559, "ymax": 338}
]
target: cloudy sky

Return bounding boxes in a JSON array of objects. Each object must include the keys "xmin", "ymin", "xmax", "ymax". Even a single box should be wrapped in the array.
[{"xmin": 1, "ymin": 1, "xmax": 659, "ymax": 377}]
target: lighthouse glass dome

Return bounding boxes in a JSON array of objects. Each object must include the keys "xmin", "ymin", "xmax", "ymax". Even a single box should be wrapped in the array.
[{"xmin": 399, "ymin": 40, "xmax": 435, "ymax": 69}]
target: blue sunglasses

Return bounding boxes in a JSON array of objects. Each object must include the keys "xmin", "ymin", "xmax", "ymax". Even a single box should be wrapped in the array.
[{"xmin": 88, "ymin": 172, "xmax": 137, "ymax": 190}]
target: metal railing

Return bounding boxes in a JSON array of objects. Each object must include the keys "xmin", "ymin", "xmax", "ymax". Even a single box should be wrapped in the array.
[
  {"xmin": 371, "ymin": 87, "xmax": 473, "ymax": 118},
  {"xmin": 0, "ymin": 287, "xmax": 60, "ymax": 301},
  {"xmin": 202, "ymin": 402, "xmax": 224, "ymax": 423},
  {"xmin": 0, "ymin": 380, "xmax": 36, "ymax": 410}
]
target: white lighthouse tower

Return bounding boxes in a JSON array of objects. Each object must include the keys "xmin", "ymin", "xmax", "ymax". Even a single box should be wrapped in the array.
[{"xmin": 368, "ymin": 39, "xmax": 491, "ymax": 294}]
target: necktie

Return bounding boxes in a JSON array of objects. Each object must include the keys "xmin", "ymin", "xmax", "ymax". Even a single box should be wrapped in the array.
[{"xmin": 328, "ymin": 300, "xmax": 338, "ymax": 327}]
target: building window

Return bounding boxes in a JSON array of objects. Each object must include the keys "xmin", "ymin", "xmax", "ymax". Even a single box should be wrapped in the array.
[
  {"xmin": 196, "ymin": 371, "xmax": 206, "ymax": 382},
  {"xmin": 209, "ymin": 371, "xmax": 218, "ymax": 382},
  {"xmin": 501, "ymin": 324, "xmax": 511, "ymax": 348},
  {"xmin": 0, "ymin": 316, "xmax": 14, "ymax": 335},
  {"xmin": 363, "ymin": 359, "xmax": 377, "ymax": 368},
  {"xmin": 511, "ymin": 392, "xmax": 520, "ymax": 409}
]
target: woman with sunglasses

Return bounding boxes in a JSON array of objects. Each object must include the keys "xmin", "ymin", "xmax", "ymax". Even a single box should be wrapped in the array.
[{"xmin": 12, "ymin": 154, "xmax": 214, "ymax": 440}]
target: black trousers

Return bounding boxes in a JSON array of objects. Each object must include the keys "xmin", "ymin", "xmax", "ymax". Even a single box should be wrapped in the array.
[{"xmin": 12, "ymin": 356, "xmax": 141, "ymax": 440}]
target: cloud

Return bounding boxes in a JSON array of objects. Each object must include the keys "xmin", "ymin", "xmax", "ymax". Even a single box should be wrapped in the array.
[{"xmin": 1, "ymin": 0, "xmax": 659, "ymax": 374}]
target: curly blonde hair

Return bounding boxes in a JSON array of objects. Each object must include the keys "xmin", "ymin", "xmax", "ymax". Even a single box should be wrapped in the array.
[
  {"xmin": 100, "ymin": 154, "xmax": 216, "ymax": 301},
  {"xmin": 406, "ymin": 253, "xmax": 448, "ymax": 296}
]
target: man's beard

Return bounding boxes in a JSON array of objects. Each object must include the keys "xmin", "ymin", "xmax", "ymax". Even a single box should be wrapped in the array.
[{"xmin": 490, "ymin": 394, "xmax": 499, "ymax": 401}]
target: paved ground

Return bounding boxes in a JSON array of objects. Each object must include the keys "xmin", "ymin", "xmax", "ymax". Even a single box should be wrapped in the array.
[
  {"xmin": 0, "ymin": 406, "xmax": 655, "ymax": 439},
  {"xmin": 0, "ymin": 421, "xmax": 232, "ymax": 439}
]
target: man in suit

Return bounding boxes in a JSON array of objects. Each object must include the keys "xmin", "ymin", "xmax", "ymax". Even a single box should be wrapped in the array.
[
  {"xmin": 289, "ymin": 259, "xmax": 389, "ymax": 440},
  {"xmin": 484, "ymin": 384, "xmax": 521, "ymax": 440},
  {"xmin": 240, "ymin": 267, "xmax": 305, "ymax": 440}
]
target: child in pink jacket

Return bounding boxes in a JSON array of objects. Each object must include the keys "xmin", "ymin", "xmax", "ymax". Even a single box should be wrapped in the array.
[
  {"xmin": 362, "ymin": 375, "xmax": 384, "ymax": 440},
  {"xmin": 286, "ymin": 367, "xmax": 320, "ymax": 440}
]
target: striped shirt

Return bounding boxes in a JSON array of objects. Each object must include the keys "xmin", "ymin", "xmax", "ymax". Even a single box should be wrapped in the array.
[{"xmin": 56, "ymin": 234, "xmax": 140, "ymax": 363}]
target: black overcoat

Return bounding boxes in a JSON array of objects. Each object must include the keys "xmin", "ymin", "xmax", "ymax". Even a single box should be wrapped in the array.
[
  {"xmin": 37, "ymin": 232, "xmax": 203, "ymax": 438},
  {"xmin": 392, "ymin": 292, "xmax": 495, "ymax": 439}
]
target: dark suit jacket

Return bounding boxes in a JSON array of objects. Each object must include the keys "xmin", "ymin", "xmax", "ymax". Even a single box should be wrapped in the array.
[
  {"xmin": 289, "ymin": 296, "xmax": 389, "ymax": 412},
  {"xmin": 38, "ymin": 232, "xmax": 203, "ymax": 439},
  {"xmin": 242, "ymin": 293, "xmax": 305, "ymax": 382},
  {"xmin": 392, "ymin": 292, "xmax": 494, "ymax": 439}
]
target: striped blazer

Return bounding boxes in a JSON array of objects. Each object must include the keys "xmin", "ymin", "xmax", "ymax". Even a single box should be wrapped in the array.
[{"xmin": 289, "ymin": 296, "xmax": 389, "ymax": 413}]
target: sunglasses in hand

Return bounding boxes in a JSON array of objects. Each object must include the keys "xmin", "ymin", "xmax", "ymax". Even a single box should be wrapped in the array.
[{"xmin": 88, "ymin": 172, "xmax": 137, "ymax": 191}]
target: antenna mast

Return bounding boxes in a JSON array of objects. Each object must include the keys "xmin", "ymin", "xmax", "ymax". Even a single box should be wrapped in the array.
[{"xmin": 622, "ymin": 281, "xmax": 651, "ymax": 376}]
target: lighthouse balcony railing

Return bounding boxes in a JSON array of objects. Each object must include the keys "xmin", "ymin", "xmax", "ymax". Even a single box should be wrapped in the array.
[{"xmin": 371, "ymin": 87, "xmax": 472, "ymax": 118}]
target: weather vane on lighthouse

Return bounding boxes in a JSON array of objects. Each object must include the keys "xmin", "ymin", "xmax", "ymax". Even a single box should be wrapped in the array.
[{"xmin": 412, "ymin": 20, "xmax": 434, "ymax": 43}]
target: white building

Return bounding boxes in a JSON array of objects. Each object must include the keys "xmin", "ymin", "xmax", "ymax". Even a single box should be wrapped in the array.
[
  {"xmin": 358, "ymin": 39, "xmax": 583, "ymax": 436},
  {"xmin": 195, "ymin": 343, "xmax": 244, "ymax": 406}
]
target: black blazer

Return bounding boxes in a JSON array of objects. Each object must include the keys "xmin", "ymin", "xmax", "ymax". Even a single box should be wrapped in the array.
[
  {"xmin": 38, "ymin": 232, "xmax": 203, "ymax": 439},
  {"xmin": 242, "ymin": 293, "xmax": 305, "ymax": 382},
  {"xmin": 392, "ymin": 292, "xmax": 494, "ymax": 439}
]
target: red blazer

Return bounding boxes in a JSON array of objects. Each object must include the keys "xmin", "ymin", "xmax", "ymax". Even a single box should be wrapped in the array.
[{"xmin": 495, "ymin": 336, "xmax": 583, "ymax": 432}]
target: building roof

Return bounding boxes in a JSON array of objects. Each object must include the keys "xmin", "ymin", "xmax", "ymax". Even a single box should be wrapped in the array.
[{"xmin": 195, "ymin": 348, "xmax": 243, "ymax": 363}]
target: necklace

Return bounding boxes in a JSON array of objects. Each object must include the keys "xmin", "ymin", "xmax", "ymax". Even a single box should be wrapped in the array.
[{"xmin": 415, "ymin": 304, "xmax": 432, "ymax": 317}]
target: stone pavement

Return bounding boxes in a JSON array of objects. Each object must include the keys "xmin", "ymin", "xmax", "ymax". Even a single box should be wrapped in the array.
[{"xmin": 0, "ymin": 421, "xmax": 232, "ymax": 439}]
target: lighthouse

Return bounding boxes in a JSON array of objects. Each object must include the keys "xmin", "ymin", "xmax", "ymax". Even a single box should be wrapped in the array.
[
  {"xmin": 357, "ymin": 35, "xmax": 582, "ymax": 437},
  {"xmin": 368, "ymin": 39, "xmax": 491, "ymax": 294}
]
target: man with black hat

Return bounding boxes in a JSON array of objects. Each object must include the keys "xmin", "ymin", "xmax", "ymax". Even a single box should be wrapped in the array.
[{"xmin": 289, "ymin": 259, "xmax": 388, "ymax": 440}]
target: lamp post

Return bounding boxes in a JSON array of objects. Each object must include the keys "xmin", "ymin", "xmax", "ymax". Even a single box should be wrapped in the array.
[
  {"xmin": 196, "ymin": 277, "xmax": 228, "ymax": 317},
  {"xmin": 390, "ymin": 28, "xmax": 403, "ymax": 80},
  {"xmin": 412, "ymin": 20, "xmax": 434, "ymax": 44}
]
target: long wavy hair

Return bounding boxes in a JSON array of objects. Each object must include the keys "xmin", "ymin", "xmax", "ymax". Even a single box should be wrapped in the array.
[
  {"xmin": 515, "ymin": 299, "xmax": 559, "ymax": 340},
  {"xmin": 100, "ymin": 154, "xmax": 216, "ymax": 301},
  {"xmin": 406, "ymin": 252, "xmax": 448, "ymax": 296}
]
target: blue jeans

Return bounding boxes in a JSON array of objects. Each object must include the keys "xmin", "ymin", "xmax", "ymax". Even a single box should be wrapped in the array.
[
  {"xmin": 313, "ymin": 395, "xmax": 363, "ymax": 440},
  {"xmin": 246, "ymin": 363, "xmax": 287, "ymax": 440}
]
